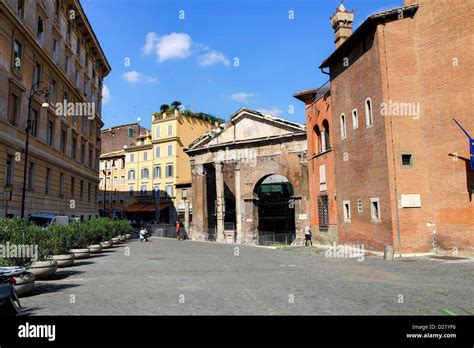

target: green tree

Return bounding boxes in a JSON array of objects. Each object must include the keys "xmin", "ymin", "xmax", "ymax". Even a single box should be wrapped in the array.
[
  {"xmin": 160, "ymin": 104, "xmax": 170, "ymax": 113},
  {"xmin": 171, "ymin": 101, "xmax": 182, "ymax": 110}
]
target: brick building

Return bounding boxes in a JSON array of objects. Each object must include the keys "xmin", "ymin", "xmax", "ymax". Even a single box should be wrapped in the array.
[
  {"xmin": 293, "ymin": 83, "xmax": 338, "ymax": 244},
  {"xmin": 186, "ymin": 108, "xmax": 309, "ymax": 245},
  {"xmin": 0, "ymin": 0, "xmax": 110, "ymax": 219},
  {"xmin": 319, "ymin": 0, "xmax": 474, "ymax": 252}
]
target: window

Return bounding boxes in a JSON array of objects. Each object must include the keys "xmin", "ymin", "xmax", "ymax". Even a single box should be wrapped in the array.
[
  {"xmin": 28, "ymin": 162, "xmax": 35, "ymax": 190},
  {"xmin": 155, "ymin": 146, "xmax": 161, "ymax": 158},
  {"xmin": 322, "ymin": 119, "xmax": 330, "ymax": 152},
  {"xmin": 76, "ymin": 39, "xmax": 80, "ymax": 57},
  {"xmin": 33, "ymin": 62, "xmax": 41, "ymax": 85},
  {"xmin": 47, "ymin": 120, "xmax": 54, "ymax": 146},
  {"xmin": 71, "ymin": 176, "xmax": 75, "ymax": 196},
  {"xmin": 357, "ymin": 199, "xmax": 363, "ymax": 213},
  {"xmin": 66, "ymin": 55, "xmax": 71, "ymax": 76},
  {"xmin": 106, "ymin": 160, "xmax": 110, "ymax": 170},
  {"xmin": 340, "ymin": 113, "xmax": 346, "ymax": 139},
  {"xmin": 89, "ymin": 149, "xmax": 93, "ymax": 168},
  {"xmin": 31, "ymin": 109, "xmax": 39, "ymax": 137},
  {"xmin": 119, "ymin": 192, "xmax": 125, "ymax": 202},
  {"xmin": 140, "ymin": 184, "xmax": 147, "ymax": 196},
  {"xmin": 141, "ymin": 168, "xmax": 149, "ymax": 179},
  {"xmin": 13, "ymin": 40, "xmax": 22, "ymax": 71},
  {"xmin": 83, "ymin": 79, "xmax": 88, "ymax": 96},
  {"xmin": 80, "ymin": 180, "xmax": 84, "ymax": 200},
  {"xmin": 129, "ymin": 153, "xmax": 135, "ymax": 162},
  {"xmin": 54, "ymin": 0, "xmax": 60, "ymax": 20},
  {"xmin": 9, "ymin": 93, "xmax": 20, "ymax": 125},
  {"xmin": 343, "ymin": 200, "xmax": 351, "ymax": 222},
  {"xmin": 153, "ymin": 165, "xmax": 161, "ymax": 179},
  {"xmin": 168, "ymin": 124, "xmax": 173, "ymax": 136},
  {"xmin": 17, "ymin": 0, "xmax": 24, "ymax": 17},
  {"xmin": 317, "ymin": 195, "xmax": 329, "ymax": 228},
  {"xmin": 182, "ymin": 189, "xmax": 188, "ymax": 200},
  {"xmin": 63, "ymin": 92, "xmax": 68, "ymax": 117},
  {"xmin": 66, "ymin": 21, "xmax": 71, "ymax": 41},
  {"xmin": 113, "ymin": 176, "xmax": 117, "ymax": 186},
  {"xmin": 80, "ymin": 143, "xmax": 85, "ymax": 163},
  {"xmin": 155, "ymin": 125, "xmax": 161, "ymax": 138},
  {"xmin": 120, "ymin": 176, "xmax": 125, "ymax": 184},
  {"xmin": 165, "ymin": 184, "xmax": 173, "ymax": 197},
  {"xmin": 88, "ymin": 183, "xmax": 91, "ymax": 202},
  {"xmin": 166, "ymin": 164, "xmax": 174, "ymax": 178},
  {"xmin": 71, "ymin": 136, "xmax": 76, "ymax": 158},
  {"xmin": 365, "ymin": 98, "xmax": 373, "ymax": 127},
  {"xmin": 37, "ymin": 17, "xmax": 44, "ymax": 43},
  {"xmin": 352, "ymin": 109, "xmax": 359, "ymax": 129},
  {"xmin": 89, "ymin": 120, "xmax": 94, "ymax": 138},
  {"xmin": 401, "ymin": 153, "xmax": 413, "ymax": 167},
  {"xmin": 128, "ymin": 170, "xmax": 135, "ymax": 180},
  {"xmin": 153, "ymin": 185, "xmax": 160, "ymax": 197},
  {"xmin": 143, "ymin": 151, "xmax": 148, "ymax": 161},
  {"xmin": 75, "ymin": 69, "xmax": 80, "ymax": 88},
  {"xmin": 52, "ymin": 39, "xmax": 59, "ymax": 62},
  {"xmin": 50, "ymin": 80, "xmax": 57, "ymax": 104},
  {"xmin": 105, "ymin": 177, "xmax": 110, "ymax": 186},
  {"xmin": 319, "ymin": 165, "xmax": 326, "ymax": 192},
  {"xmin": 58, "ymin": 130, "xmax": 65, "ymax": 152},
  {"xmin": 82, "ymin": 116, "xmax": 87, "ymax": 134},
  {"xmin": 6, "ymin": 155, "xmax": 13, "ymax": 186},
  {"xmin": 129, "ymin": 185, "xmax": 134, "ymax": 196},
  {"xmin": 59, "ymin": 173, "xmax": 64, "ymax": 196},
  {"xmin": 167, "ymin": 144, "xmax": 173, "ymax": 157},
  {"xmin": 128, "ymin": 128, "xmax": 134, "ymax": 137},
  {"xmin": 45, "ymin": 168, "xmax": 51, "ymax": 193},
  {"xmin": 370, "ymin": 198, "xmax": 381, "ymax": 221}
]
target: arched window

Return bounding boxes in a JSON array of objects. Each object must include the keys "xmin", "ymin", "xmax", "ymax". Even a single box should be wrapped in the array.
[
  {"xmin": 314, "ymin": 125, "xmax": 322, "ymax": 153},
  {"xmin": 340, "ymin": 113, "xmax": 347, "ymax": 139},
  {"xmin": 365, "ymin": 98, "xmax": 374, "ymax": 127},
  {"xmin": 322, "ymin": 119, "xmax": 330, "ymax": 151}
]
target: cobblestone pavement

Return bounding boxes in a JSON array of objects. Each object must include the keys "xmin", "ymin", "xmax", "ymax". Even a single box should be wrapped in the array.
[{"xmin": 20, "ymin": 238, "xmax": 474, "ymax": 315}]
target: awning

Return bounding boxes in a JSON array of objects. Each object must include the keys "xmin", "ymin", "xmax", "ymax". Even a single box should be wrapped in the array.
[
  {"xmin": 124, "ymin": 204, "xmax": 156, "ymax": 213},
  {"xmin": 159, "ymin": 203, "xmax": 170, "ymax": 210}
]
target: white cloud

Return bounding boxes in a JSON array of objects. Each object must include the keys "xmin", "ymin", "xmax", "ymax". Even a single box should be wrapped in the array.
[
  {"xmin": 143, "ymin": 32, "xmax": 192, "ymax": 62},
  {"xmin": 230, "ymin": 92, "xmax": 254, "ymax": 103},
  {"xmin": 199, "ymin": 50, "xmax": 230, "ymax": 67},
  {"xmin": 257, "ymin": 108, "xmax": 283, "ymax": 116},
  {"xmin": 102, "ymin": 85, "xmax": 110, "ymax": 104},
  {"xmin": 122, "ymin": 71, "xmax": 157, "ymax": 84}
]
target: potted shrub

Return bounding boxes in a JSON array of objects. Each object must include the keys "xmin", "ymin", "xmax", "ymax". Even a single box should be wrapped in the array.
[
  {"xmin": 46, "ymin": 224, "xmax": 75, "ymax": 268},
  {"xmin": 68, "ymin": 222, "xmax": 91, "ymax": 259}
]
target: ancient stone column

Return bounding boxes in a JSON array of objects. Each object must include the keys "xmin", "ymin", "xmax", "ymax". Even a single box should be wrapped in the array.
[
  {"xmin": 215, "ymin": 162, "xmax": 225, "ymax": 242},
  {"xmin": 235, "ymin": 162, "xmax": 243, "ymax": 243}
]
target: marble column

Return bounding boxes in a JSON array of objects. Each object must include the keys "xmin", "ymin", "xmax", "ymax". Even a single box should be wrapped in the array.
[{"xmin": 215, "ymin": 162, "xmax": 225, "ymax": 242}]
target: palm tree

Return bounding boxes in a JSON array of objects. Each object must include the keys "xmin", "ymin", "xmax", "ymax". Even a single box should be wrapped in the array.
[
  {"xmin": 160, "ymin": 104, "xmax": 170, "ymax": 113},
  {"xmin": 171, "ymin": 101, "xmax": 182, "ymax": 110}
]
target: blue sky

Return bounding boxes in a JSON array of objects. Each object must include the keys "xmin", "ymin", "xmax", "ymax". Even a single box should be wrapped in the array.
[{"xmin": 82, "ymin": 0, "xmax": 402, "ymax": 129}]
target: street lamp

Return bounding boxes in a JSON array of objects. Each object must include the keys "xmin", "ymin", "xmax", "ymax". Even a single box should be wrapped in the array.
[
  {"xmin": 20, "ymin": 81, "xmax": 51, "ymax": 218},
  {"xmin": 102, "ymin": 169, "xmax": 107, "ymax": 217}
]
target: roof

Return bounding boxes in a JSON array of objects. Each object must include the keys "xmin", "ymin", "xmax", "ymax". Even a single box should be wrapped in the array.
[
  {"xmin": 320, "ymin": 4, "xmax": 419, "ymax": 69},
  {"xmin": 100, "ymin": 150, "xmax": 126, "ymax": 159},
  {"xmin": 293, "ymin": 81, "xmax": 330, "ymax": 102},
  {"xmin": 187, "ymin": 108, "xmax": 306, "ymax": 151}
]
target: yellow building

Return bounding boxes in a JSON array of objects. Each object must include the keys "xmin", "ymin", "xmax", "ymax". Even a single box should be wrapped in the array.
[
  {"xmin": 100, "ymin": 110, "xmax": 220, "ymax": 223},
  {"xmin": 0, "ymin": 0, "xmax": 110, "ymax": 219}
]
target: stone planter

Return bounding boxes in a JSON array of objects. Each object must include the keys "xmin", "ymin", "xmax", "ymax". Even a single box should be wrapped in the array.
[
  {"xmin": 28, "ymin": 260, "xmax": 58, "ymax": 280},
  {"xmin": 88, "ymin": 244, "xmax": 103, "ymax": 254},
  {"xmin": 51, "ymin": 254, "xmax": 75, "ymax": 268},
  {"xmin": 111, "ymin": 237, "xmax": 120, "ymax": 245},
  {"xmin": 118, "ymin": 235, "xmax": 126, "ymax": 242},
  {"xmin": 14, "ymin": 272, "xmax": 35, "ymax": 297},
  {"xmin": 69, "ymin": 248, "xmax": 90, "ymax": 259},
  {"xmin": 125, "ymin": 233, "xmax": 132, "ymax": 240},
  {"xmin": 101, "ymin": 240, "xmax": 113, "ymax": 249}
]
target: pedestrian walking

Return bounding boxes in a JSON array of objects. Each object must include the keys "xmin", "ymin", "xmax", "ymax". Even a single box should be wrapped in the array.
[
  {"xmin": 139, "ymin": 226, "xmax": 149, "ymax": 242},
  {"xmin": 304, "ymin": 226, "xmax": 312, "ymax": 247},
  {"xmin": 175, "ymin": 221, "xmax": 181, "ymax": 240}
]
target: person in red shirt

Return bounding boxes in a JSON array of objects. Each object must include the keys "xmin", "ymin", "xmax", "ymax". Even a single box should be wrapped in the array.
[{"xmin": 175, "ymin": 221, "xmax": 181, "ymax": 240}]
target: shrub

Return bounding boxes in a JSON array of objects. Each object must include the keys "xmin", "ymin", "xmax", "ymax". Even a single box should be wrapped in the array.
[{"xmin": 0, "ymin": 217, "xmax": 42, "ymax": 266}]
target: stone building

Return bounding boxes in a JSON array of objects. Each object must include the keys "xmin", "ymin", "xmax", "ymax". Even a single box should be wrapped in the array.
[
  {"xmin": 0, "ymin": 0, "xmax": 110, "ymax": 219},
  {"xmin": 185, "ymin": 108, "xmax": 309, "ymax": 245},
  {"xmin": 293, "ymin": 83, "xmax": 338, "ymax": 244},
  {"xmin": 319, "ymin": 0, "xmax": 474, "ymax": 252}
]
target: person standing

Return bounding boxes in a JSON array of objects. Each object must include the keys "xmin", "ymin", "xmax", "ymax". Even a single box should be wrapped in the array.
[
  {"xmin": 304, "ymin": 226, "xmax": 312, "ymax": 247},
  {"xmin": 175, "ymin": 221, "xmax": 181, "ymax": 240},
  {"xmin": 139, "ymin": 226, "xmax": 149, "ymax": 242}
]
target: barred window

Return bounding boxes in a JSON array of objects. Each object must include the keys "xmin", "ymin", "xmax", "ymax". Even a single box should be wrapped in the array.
[{"xmin": 317, "ymin": 195, "xmax": 329, "ymax": 228}]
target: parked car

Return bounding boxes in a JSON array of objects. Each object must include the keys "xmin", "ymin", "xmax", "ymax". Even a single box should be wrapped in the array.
[{"xmin": 27, "ymin": 213, "xmax": 70, "ymax": 228}]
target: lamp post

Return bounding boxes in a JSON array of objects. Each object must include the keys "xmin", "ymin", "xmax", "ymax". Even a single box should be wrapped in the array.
[{"xmin": 20, "ymin": 81, "xmax": 50, "ymax": 218}]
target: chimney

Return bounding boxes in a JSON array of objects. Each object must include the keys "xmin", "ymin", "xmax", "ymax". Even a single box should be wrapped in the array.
[{"xmin": 330, "ymin": 3, "xmax": 354, "ymax": 49}]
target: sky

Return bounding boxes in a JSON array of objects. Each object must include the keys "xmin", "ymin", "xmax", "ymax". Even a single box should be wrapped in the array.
[{"xmin": 81, "ymin": 0, "xmax": 402, "ymax": 130}]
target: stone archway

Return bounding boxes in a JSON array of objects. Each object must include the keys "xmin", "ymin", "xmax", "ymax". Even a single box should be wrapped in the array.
[{"xmin": 254, "ymin": 174, "xmax": 296, "ymax": 245}]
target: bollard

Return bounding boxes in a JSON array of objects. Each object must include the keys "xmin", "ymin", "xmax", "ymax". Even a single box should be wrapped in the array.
[{"xmin": 384, "ymin": 245, "xmax": 394, "ymax": 260}]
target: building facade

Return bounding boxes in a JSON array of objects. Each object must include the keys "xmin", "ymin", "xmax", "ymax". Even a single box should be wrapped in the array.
[
  {"xmin": 99, "ymin": 111, "xmax": 218, "ymax": 223},
  {"xmin": 0, "ymin": 0, "xmax": 110, "ymax": 219},
  {"xmin": 319, "ymin": 0, "xmax": 474, "ymax": 252},
  {"xmin": 294, "ymin": 83, "xmax": 338, "ymax": 245},
  {"xmin": 186, "ymin": 108, "xmax": 309, "ymax": 245}
]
